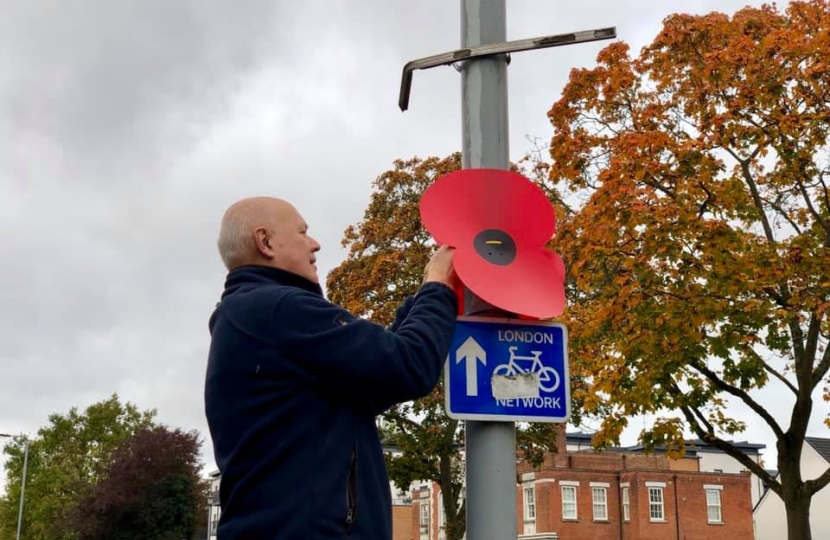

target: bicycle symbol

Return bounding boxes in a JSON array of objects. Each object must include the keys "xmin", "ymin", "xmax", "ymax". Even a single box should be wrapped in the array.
[{"xmin": 493, "ymin": 346, "xmax": 560, "ymax": 392}]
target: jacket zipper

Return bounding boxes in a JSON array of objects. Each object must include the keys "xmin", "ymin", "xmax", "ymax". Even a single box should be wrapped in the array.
[{"xmin": 346, "ymin": 444, "xmax": 357, "ymax": 531}]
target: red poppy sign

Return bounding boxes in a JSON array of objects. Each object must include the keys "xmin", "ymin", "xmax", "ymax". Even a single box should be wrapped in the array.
[{"xmin": 420, "ymin": 169, "xmax": 565, "ymax": 319}]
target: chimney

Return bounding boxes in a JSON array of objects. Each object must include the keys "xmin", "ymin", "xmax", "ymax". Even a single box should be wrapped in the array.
[{"xmin": 553, "ymin": 423, "xmax": 569, "ymax": 468}]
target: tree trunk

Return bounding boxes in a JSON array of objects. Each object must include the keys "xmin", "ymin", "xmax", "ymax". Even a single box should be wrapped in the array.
[
  {"xmin": 445, "ymin": 516, "xmax": 465, "ymax": 540},
  {"xmin": 784, "ymin": 494, "xmax": 812, "ymax": 540}
]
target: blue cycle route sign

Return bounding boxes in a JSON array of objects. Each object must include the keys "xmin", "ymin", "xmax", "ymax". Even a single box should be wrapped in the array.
[{"xmin": 445, "ymin": 316, "xmax": 570, "ymax": 422}]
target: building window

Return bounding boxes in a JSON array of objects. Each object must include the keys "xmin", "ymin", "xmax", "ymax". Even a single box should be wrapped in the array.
[
  {"xmin": 648, "ymin": 487, "xmax": 665, "ymax": 521},
  {"xmin": 561, "ymin": 485, "xmax": 578, "ymax": 520},
  {"xmin": 705, "ymin": 485, "xmax": 723, "ymax": 523},
  {"xmin": 420, "ymin": 501, "xmax": 430, "ymax": 530},
  {"xmin": 524, "ymin": 486, "xmax": 536, "ymax": 521},
  {"xmin": 592, "ymin": 487, "xmax": 608, "ymax": 521},
  {"xmin": 208, "ymin": 506, "xmax": 220, "ymax": 536},
  {"xmin": 622, "ymin": 486, "xmax": 630, "ymax": 522},
  {"xmin": 439, "ymin": 493, "xmax": 446, "ymax": 528}
]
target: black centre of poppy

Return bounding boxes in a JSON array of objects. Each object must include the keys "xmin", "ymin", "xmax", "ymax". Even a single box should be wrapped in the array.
[{"xmin": 473, "ymin": 229, "xmax": 516, "ymax": 266}]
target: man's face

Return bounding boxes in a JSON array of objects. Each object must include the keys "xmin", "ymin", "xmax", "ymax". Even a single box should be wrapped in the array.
[{"xmin": 269, "ymin": 207, "xmax": 321, "ymax": 283}]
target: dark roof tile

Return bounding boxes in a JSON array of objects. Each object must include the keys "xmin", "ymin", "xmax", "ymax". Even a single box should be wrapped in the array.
[{"xmin": 805, "ymin": 437, "xmax": 830, "ymax": 463}]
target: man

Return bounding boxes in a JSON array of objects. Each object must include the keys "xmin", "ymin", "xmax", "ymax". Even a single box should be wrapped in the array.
[{"xmin": 205, "ymin": 197, "xmax": 459, "ymax": 539}]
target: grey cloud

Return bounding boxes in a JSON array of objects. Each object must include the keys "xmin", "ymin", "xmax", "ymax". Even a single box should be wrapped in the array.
[{"xmin": 1, "ymin": 0, "xmax": 826, "ymax": 491}]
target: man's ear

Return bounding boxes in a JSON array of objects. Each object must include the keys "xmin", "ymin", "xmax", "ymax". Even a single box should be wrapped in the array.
[{"xmin": 254, "ymin": 227, "xmax": 275, "ymax": 259}]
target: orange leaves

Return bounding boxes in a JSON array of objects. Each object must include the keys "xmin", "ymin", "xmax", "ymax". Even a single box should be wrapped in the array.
[
  {"xmin": 327, "ymin": 153, "xmax": 462, "ymax": 326},
  {"xmin": 547, "ymin": 0, "xmax": 830, "ymax": 452}
]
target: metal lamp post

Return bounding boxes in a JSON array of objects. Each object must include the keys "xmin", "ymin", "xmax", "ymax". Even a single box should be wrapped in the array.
[
  {"xmin": 0, "ymin": 433, "xmax": 28, "ymax": 540},
  {"xmin": 399, "ymin": 2, "xmax": 615, "ymax": 536}
]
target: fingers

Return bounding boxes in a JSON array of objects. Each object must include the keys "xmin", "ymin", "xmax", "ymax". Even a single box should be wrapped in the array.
[{"xmin": 424, "ymin": 245, "xmax": 459, "ymax": 288}]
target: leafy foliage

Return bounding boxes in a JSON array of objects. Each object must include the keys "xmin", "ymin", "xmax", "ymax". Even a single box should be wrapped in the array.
[
  {"xmin": 547, "ymin": 2, "xmax": 830, "ymax": 538},
  {"xmin": 0, "ymin": 395, "xmax": 156, "ymax": 540},
  {"xmin": 63, "ymin": 427, "xmax": 208, "ymax": 540}
]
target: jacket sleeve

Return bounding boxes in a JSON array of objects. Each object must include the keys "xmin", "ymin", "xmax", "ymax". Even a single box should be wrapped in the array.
[
  {"xmin": 387, "ymin": 295, "xmax": 415, "ymax": 333},
  {"xmin": 274, "ymin": 282, "xmax": 458, "ymax": 404}
]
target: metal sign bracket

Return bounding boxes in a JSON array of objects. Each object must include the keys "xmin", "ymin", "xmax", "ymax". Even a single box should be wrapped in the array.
[{"xmin": 399, "ymin": 27, "xmax": 616, "ymax": 111}]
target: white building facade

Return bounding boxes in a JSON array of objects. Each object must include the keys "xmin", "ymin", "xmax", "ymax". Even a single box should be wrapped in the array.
[
  {"xmin": 753, "ymin": 437, "xmax": 830, "ymax": 540},
  {"xmin": 207, "ymin": 471, "xmax": 221, "ymax": 540}
]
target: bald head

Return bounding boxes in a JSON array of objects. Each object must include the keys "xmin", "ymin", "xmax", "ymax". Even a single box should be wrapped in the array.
[{"xmin": 217, "ymin": 197, "xmax": 321, "ymax": 281}]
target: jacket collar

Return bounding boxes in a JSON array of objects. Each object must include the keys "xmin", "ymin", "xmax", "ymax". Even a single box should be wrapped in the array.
[{"xmin": 222, "ymin": 265, "xmax": 324, "ymax": 298}]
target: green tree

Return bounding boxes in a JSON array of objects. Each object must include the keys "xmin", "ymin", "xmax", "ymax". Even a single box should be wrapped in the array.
[
  {"xmin": 62, "ymin": 427, "xmax": 208, "ymax": 540},
  {"xmin": 547, "ymin": 2, "xmax": 830, "ymax": 538},
  {"xmin": 327, "ymin": 154, "xmax": 568, "ymax": 540},
  {"xmin": 0, "ymin": 395, "xmax": 156, "ymax": 540}
]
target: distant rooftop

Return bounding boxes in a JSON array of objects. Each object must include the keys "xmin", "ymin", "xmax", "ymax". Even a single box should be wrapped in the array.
[
  {"xmin": 687, "ymin": 439, "xmax": 766, "ymax": 452},
  {"xmin": 805, "ymin": 437, "xmax": 830, "ymax": 463},
  {"xmin": 610, "ymin": 438, "xmax": 765, "ymax": 455}
]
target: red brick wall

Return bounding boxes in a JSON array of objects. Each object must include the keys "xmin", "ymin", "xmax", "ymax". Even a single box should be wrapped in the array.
[
  {"xmin": 621, "ymin": 471, "xmax": 753, "ymax": 540},
  {"xmin": 547, "ymin": 473, "xmax": 621, "ymax": 540},
  {"xmin": 410, "ymin": 499, "xmax": 421, "ymax": 540},
  {"xmin": 674, "ymin": 473, "xmax": 753, "ymax": 540},
  {"xmin": 416, "ymin": 449, "xmax": 752, "ymax": 540},
  {"xmin": 623, "ymin": 472, "xmax": 679, "ymax": 540}
]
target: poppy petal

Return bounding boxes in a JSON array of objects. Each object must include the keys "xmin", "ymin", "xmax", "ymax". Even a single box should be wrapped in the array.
[
  {"xmin": 453, "ymin": 245, "xmax": 566, "ymax": 319},
  {"xmin": 420, "ymin": 169, "xmax": 555, "ymax": 248}
]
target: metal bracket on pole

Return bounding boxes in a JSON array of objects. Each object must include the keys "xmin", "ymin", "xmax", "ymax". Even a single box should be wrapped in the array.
[{"xmin": 398, "ymin": 27, "xmax": 616, "ymax": 111}]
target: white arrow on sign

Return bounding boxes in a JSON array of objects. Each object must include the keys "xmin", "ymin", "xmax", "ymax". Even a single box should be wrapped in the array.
[{"xmin": 456, "ymin": 336, "xmax": 487, "ymax": 396}]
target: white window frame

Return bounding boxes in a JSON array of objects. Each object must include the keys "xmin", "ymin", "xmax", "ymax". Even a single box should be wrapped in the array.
[
  {"xmin": 438, "ymin": 492, "xmax": 446, "ymax": 528},
  {"xmin": 591, "ymin": 484, "xmax": 608, "ymax": 521},
  {"xmin": 561, "ymin": 482, "xmax": 579, "ymax": 521},
  {"xmin": 647, "ymin": 484, "xmax": 665, "ymax": 522},
  {"xmin": 420, "ymin": 500, "xmax": 430, "ymax": 530},
  {"xmin": 705, "ymin": 485, "xmax": 723, "ymax": 524},
  {"xmin": 523, "ymin": 485, "xmax": 536, "ymax": 521},
  {"xmin": 621, "ymin": 484, "xmax": 630, "ymax": 522}
]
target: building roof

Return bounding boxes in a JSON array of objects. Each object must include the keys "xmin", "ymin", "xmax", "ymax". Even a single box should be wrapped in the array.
[
  {"xmin": 687, "ymin": 439, "xmax": 766, "ymax": 453},
  {"xmin": 618, "ymin": 439, "xmax": 765, "ymax": 456},
  {"xmin": 805, "ymin": 437, "xmax": 830, "ymax": 463}
]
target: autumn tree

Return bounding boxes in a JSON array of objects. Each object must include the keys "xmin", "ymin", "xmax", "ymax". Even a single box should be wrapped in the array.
[
  {"xmin": 547, "ymin": 2, "xmax": 830, "ymax": 538},
  {"xmin": 0, "ymin": 395, "xmax": 156, "ymax": 540},
  {"xmin": 327, "ymin": 154, "xmax": 571, "ymax": 540},
  {"xmin": 62, "ymin": 427, "xmax": 208, "ymax": 540}
]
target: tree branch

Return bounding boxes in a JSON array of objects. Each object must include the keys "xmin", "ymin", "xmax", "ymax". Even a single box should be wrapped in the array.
[
  {"xmin": 817, "ymin": 170, "xmax": 830, "ymax": 238},
  {"xmin": 812, "ymin": 336, "xmax": 830, "ymax": 391},
  {"xmin": 759, "ymin": 194, "xmax": 803, "ymax": 235},
  {"xmin": 794, "ymin": 174, "xmax": 830, "ymax": 239},
  {"xmin": 805, "ymin": 465, "xmax": 830, "ymax": 497},
  {"xmin": 723, "ymin": 147, "xmax": 776, "ymax": 244},
  {"xmin": 687, "ymin": 360, "xmax": 785, "ymax": 440},
  {"xmin": 738, "ymin": 344, "xmax": 798, "ymax": 395},
  {"xmin": 384, "ymin": 409, "xmax": 421, "ymax": 434},
  {"xmin": 788, "ymin": 314, "xmax": 813, "ymax": 397},
  {"xmin": 761, "ymin": 286, "xmax": 787, "ymax": 307},
  {"xmin": 676, "ymin": 403, "xmax": 780, "ymax": 494}
]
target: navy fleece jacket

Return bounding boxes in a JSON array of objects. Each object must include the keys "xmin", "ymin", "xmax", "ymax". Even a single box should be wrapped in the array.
[{"xmin": 204, "ymin": 265, "xmax": 458, "ymax": 539}]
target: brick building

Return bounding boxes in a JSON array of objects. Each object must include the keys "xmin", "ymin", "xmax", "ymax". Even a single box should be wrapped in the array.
[
  {"xmin": 411, "ymin": 428, "xmax": 754, "ymax": 540},
  {"xmin": 514, "ymin": 453, "xmax": 753, "ymax": 540}
]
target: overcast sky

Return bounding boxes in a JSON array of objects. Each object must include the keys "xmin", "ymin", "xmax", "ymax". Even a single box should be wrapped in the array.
[{"xmin": 1, "ymin": 0, "xmax": 826, "ymax": 492}]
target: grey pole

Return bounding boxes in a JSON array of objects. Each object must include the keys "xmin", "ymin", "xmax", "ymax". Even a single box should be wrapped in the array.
[
  {"xmin": 460, "ymin": 1, "xmax": 517, "ymax": 539},
  {"xmin": 397, "ymin": 8, "xmax": 614, "ymax": 539},
  {"xmin": 16, "ymin": 440, "xmax": 28, "ymax": 540},
  {"xmin": 0, "ymin": 434, "xmax": 28, "ymax": 540}
]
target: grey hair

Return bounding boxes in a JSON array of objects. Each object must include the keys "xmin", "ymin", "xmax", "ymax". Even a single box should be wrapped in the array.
[{"xmin": 217, "ymin": 208, "xmax": 256, "ymax": 270}]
